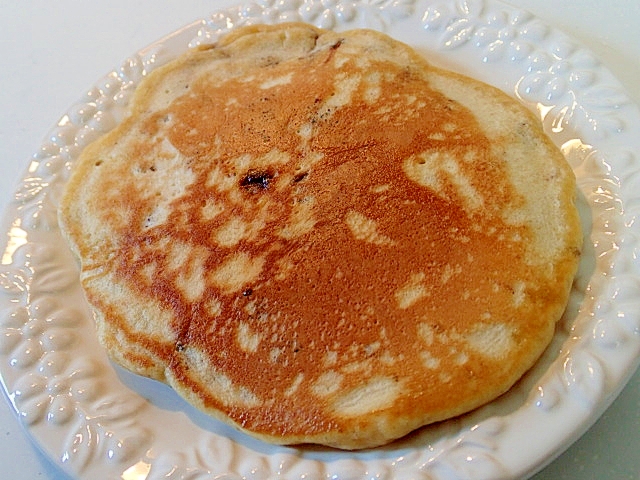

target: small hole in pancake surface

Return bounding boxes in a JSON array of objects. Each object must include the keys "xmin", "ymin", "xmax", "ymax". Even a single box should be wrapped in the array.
[{"xmin": 293, "ymin": 172, "xmax": 308, "ymax": 183}]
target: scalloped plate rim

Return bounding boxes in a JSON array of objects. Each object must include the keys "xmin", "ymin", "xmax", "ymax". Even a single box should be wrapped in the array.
[{"xmin": 1, "ymin": 1, "xmax": 639, "ymax": 479}]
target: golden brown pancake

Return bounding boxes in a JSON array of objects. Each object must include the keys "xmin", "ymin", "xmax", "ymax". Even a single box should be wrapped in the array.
[{"xmin": 58, "ymin": 23, "xmax": 582, "ymax": 449}]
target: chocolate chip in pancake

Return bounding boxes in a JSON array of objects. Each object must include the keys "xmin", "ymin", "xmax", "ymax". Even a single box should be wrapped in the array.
[{"xmin": 58, "ymin": 23, "xmax": 582, "ymax": 449}]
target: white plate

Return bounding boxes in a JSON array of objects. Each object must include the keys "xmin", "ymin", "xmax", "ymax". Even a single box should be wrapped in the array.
[{"xmin": 1, "ymin": 0, "xmax": 639, "ymax": 479}]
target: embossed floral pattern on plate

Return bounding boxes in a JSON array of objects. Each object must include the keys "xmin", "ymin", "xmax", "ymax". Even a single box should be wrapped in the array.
[{"xmin": 1, "ymin": 0, "xmax": 639, "ymax": 479}]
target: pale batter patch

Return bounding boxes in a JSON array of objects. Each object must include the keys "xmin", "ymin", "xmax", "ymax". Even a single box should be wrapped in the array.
[
  {"xmin": 285, "ymin": 373, "xmax": 305, "ymax": 397},
  {"xmin": 142, "ymin": 205, "xmax": 170, "ymax": 230},
  {"xmin": 418, "ymin": 323, "xmax": 435, "ymax": 346},
  {"xmin": 175, "ymin": 249, "xmax": 208, "ymax": 302},
  {"xmin": 513, "ymin": 280, "xmax": 526, "ymax": 307},
  {"xmin": 201, "ymin": 198, "xmax": 224, "ymax": 221},
  {"xmin": 421, "ymin": 351, "xmax": 441, "ymax": 369},
  {"xmin": 324, "ymin": 350, "xmax": 338, "ymax": 367},
  {"xmin": 345, "ymin": 210, "xmax": 395, "ymax": 246},
  {"xmin": 454, "ymin": 351, "xmax": 469, "ymax": 366},
  {"xmin": 332, "ymin": 376, "xmax": 401, "ymax": 417},
  {"xmin": 209, "ymin": 252, "xmax": 265, "ymax": 294},
  {"xmin": 254, "ymin": 148, "xmax": 291, "ymax": 169},
  {"xmin": 440, "ymin": 263, "xmax": 462, "ymax": 285},
  {"xmin": 403, "ymin": 150, "xmax": 484, "ymax": 213},
  {"xmin": 205, "ymin": 297, "xmax": 222, "ymax": 318},
  {"xmin": 182, "ymin": 347, "xmax": 261, "ymax": 408},
  {"xmin": 370, "ymin": 184, "xmax": 390, "ymax": 193},
  {"xmin": 466, "ymin": 323, "xmax": 515, "ymax": 359},
  {"xmin": 206, "ymin": 164, "xmax": 236, "ymax": 192},
  {"xmin": 269, "ymin": 347, "xmax": 283, "ymax": 363},
  {"xmin": 396, "ymin": 272, "xmax": 427, "ymax": 309},
  {"xmin": 363, "ymin": 71, "xmax": 382, "ymax": 104},
  {"xmin": 316, "ymin": 74, "xmax": 360, "ymax": 120},
  {"xmin": 167, "ymin": 240, "xmax": 193, "ymax": 272},
  {"xmin": 312, "ymin": 370, "xmax": 343, "ymax": 397},
  {"xmin": 260, "ymin": 72, "xmax": 294, "ymax": 89},
  {"xmin": 274, "ymin": 257, "xmax": 295, "ymax": 281},
  {"xmin": 342, "ymin": 359, "xmax": 373, "ymax": 375},
  {"xmin": 215, "ymin": 207, "xmax": 270, "ymax": 247},
  {"xmin": 133, "ymin": 138, "xmax": 196, "ymax": 206},
  {"xmin": 278, "ymin": 199, "xmax": 316, "ymax": 239},
  {"xmin": 237, "ymin": 322, "xmax": 261, "ymax": 353},
  {"xmin": 216, "ymin": 216, "xmax": 250, "ymax": 247},
  {"xmin": 140, "ymin": 262, "xmax": 157, "ymax": 285}
]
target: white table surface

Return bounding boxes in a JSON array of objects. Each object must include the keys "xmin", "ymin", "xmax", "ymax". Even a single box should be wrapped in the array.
[{"xmin": 0, "ymin": 2, "xmax": 638, "ymax": 479}]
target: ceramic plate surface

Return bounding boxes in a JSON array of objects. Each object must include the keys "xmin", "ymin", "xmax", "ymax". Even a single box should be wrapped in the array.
[{"xmin": 1, "ymin": 0, "xmax": 639, "ymax": 479}]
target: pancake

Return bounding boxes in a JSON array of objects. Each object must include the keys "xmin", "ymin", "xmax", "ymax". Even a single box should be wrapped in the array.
[{"xmin": 58, "ymin": 23, "xmax": 582, "ymax": 449}]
